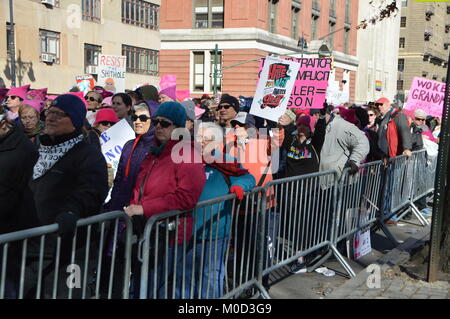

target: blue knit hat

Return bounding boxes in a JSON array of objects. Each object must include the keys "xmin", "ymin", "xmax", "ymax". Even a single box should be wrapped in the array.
[
  {"xmin": 51, "ymin": 94, "xmax": 87, "ymax": 130},
  {"xmin": 155, "ymin": 101, "xmax": 187, "ymax": 128}
]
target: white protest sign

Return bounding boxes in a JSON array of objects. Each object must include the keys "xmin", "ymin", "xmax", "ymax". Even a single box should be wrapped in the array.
[
  {"xmin": 97, "ymin": 54, "xmax": 127, "ymax": 93},
  {"xmin": 354, "ymin": 228, "xmax": 372, "ymax": 259},
  {"xmin": 250, "ymin": 56, "xmax": 300, "ymax": 122},
  {"xmin": 100, "ymin": 119, "xmax": 135, "ymax": 178}
]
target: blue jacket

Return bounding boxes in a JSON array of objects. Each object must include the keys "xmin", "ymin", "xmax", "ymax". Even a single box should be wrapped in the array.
[{"xmin": 194, "ymin": 153, "xmax": 256, "ymax": 240}]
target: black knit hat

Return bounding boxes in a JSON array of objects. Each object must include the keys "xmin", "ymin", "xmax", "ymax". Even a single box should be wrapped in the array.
[{"xmin": 219, "ymin": 95, "xmax": 240, "ymax": 114}]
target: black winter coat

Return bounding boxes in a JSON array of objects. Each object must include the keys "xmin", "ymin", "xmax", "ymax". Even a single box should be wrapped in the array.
[
  {"xmin": 29, "ymin": 132, "xmax": 109, "ymax": 227},
  {"xmin": 0, "ymin": 123, "xmax": 38, "ymax": 234}
]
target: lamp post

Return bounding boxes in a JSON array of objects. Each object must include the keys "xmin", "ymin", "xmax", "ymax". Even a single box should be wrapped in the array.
[{"xmin": 9, "ymin": 0, "xmax": 16, "ymax": 87}]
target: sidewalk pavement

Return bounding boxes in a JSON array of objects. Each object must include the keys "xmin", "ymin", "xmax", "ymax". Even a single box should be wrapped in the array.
[{"xmin": 327, "ymin": 225, "xmax": 449, "ymax": 299}]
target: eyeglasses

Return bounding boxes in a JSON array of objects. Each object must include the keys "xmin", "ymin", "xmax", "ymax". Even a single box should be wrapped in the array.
[
  {"xmin": 415, "ymin": 118, "xmax": 425, "ymax": 122},
  {"xmin": 7, "ymin": 95, "xmax": 19, "ymax": 100},
  {"xmin": 153, "ymin": 118, "xmax": 173, "ymax": 128},
  {"xmin": 218, "ymin": 104, "xmax": 233, "ymax": 111},
  {"xmin": 98, "ymin": 121, "xmax": 115, "ymax": 126},
  {"xmin": 45, "ymin": 109, "xmax": 67, "ymax": 119},
  {"xmin": 131, "ymin": 114, "xmax": 151, "ymax": 122},
  {"xmin": 368, "ymin": 113, "xmax": 375, "ymax": 117},
  {"xmin": 85, "ymin": 96, "xmax": 101, "ymax": 103}
]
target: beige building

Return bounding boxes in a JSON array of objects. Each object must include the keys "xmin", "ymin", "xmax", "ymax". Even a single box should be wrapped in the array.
[
  {"xmin": 355, "ymin": 0, "xmax": 401, "ymax": 105},
  {"xmin": 0, "ymin": 0, "xmax": 161, "ymax": 93},
  {"xmin": 397, "ymin": 0, "xmax": 449, "ymax": 105}
]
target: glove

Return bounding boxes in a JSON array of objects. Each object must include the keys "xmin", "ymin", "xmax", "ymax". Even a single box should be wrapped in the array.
[
  {"xmin": 55, "ymin": 211, "xmax": 79, "ymax": 238},
  {"xmin": 344, "ymin": 160, "xmax": 359, "ymax": 175},
  {"xmin": 230, "ymin": 185, "xmax": 245, "ymax": 201},
  {"xmin": 320, "ymin": 102, "xmax": 329, "ymax": 116}
]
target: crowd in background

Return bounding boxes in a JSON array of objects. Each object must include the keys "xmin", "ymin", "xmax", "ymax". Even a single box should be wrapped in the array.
[{"xmin": 0, "ymin": 82, "xmax": 442, "ymax": 298}]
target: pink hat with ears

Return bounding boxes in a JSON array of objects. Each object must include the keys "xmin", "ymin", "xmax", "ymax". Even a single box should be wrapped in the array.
[
  {"xmin": 27, "ymin": 88, "xmax": 48, "ymax": 101},
  {"xmin": 102, "ymin": 96, "xmax": 113, "ymax": 106},
  {"xmin": 46, "ymin": 95, "xmax": 59, "ymax": 100},
  {"xmin": 296, "ymin": 115, "xmax": 316, "ymax": 132},
  {"xmin": 194, "ymin": 105, "xmax": 206, "ymax": 120},
  {"xmin": 22, "ymin": 100, "xmax": 44, "ymax": 114},
  {"xmin": 339, "ymin": 108, "xmax": 358, "ymax": 125},
  {"xmin": 65, "ymin": 91, "xmax": 88, "ymax": 110},
  {"xmin": 159, "ymin": 85, "xmax": 177, "ymax": 101},
  {"xmin": 7, "ymin": 84, "xmax": 30, "ymax": 100}
]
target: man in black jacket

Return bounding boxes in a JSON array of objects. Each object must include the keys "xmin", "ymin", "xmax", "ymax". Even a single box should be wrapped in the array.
[
  {"xmin": 26, "ymin": 94, "xmax": 108, "ymax": 298},
  {"xmin": 30, "ymin": 94, "xmax": 108, "ymax": 232}
]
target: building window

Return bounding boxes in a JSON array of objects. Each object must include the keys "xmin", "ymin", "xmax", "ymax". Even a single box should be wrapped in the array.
[
  {"xmin": 210, "ymin": 50, "xmax": 222, "ymax": 92},
  {"xmin": 268, "ymin": 0, "xmax": 279, "ymax": 34},
  {"xmin": 345, "ymin": 0, "xmax": 351, "ymax": 24},
  {"xmin": 6, "ymin": 23, "xmax": 12, "ymax": 57},
  {"xmin": 400, "ymin": 17, "xmax": 406, "ymax": 27},
  {"xmin": 122, "ymin": 44, "xmax": 159, "ymax": 75},
  {"xmin": 84, "ymin": 44, "xmax": 101, "ymax": 72},
  {"xmin": 82, "ymin": 0, "xmax": 101, "ymax": 23},
  {"xmin": 397, "ymin": 80, "xmax": 403, "ymax": 90},
  {"xmin": 399, "ymin": 37, "xmax": 405, "ymax": 48},
  {"xmin": 398, "ymin": 58, "xmax": 404, "ymax": 72},
  {"xmin": 328, "ymin": 22, "xmax": 335, "ymax": 49},
  {"xmin": 193, "ymin": 52, "xmax": 205, "ymax": 92},
  {"xmin": 291, "ymin": 1, "xmax": 301, "ymax": 39},
  {"xmin": 311, "ymin": 15, "xmax": 319, "ymax": 40},
  {"xmin": 344, "ymin": 29, "xmax": 350, "ymax": 54},
  {"xmin": 39, "ymin": 29, "xmax": 60, "ymax": 64},
  {"xmin": 122, "ymin": 0, "xmax": 159, "ymax": 30},
  {"xmin": 194, "ymin": 0, "xmax": 224, "ymax": 29},
  {"xmin": 401, "ymin": 0, "xmax": 407, "ymax": 7},
  {"xmin": 432, "ymin": 75, "xmax": 438, "ymax": 80},
  {"xmin": 329, "ymin": 0, "xmax": 336, "ymax": 18}
]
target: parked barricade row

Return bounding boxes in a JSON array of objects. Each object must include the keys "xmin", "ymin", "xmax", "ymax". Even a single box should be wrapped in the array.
[{"xmin": 0, "ymin": 211, "xmax": 132, "ymax": 299}]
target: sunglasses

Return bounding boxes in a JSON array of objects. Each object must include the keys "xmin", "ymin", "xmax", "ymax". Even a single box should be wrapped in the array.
[
  {"xmin": 99, "ymin": 121, "xmax": 115, "ymax": 126},
  {"xmin": 153, "ymin": 118, "xmax": 173, "ymax": 128},
  {"xmin": 231, "ymin": 121, "xmax": 245, "ymax": 128},
  {"xmin": 7, "ymin": 95, "xmax": 19, "ymax": 100},
  {"xmin": 218, "ymin": 104, "xmax": 233, "ymax": 111},
  {"xmin": 415, "ymin": 118, "xmax": 425, "ymax": 122},
  {"xmin": 85, "ymin": 96, "xmax": 101, "ymax": 103},
  {"xmin": 368, "ymin": 113, "xmax": 375, "ymax": 117},
  {"xmin": 131, "ymin": 114, "xmax": 151, "ymax": 122}
]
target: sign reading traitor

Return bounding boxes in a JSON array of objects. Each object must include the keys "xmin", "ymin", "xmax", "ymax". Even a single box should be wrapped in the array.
[
  {"xmin": 97, "ymin": 54, "xmax": 127, "ymax": 93},
  {"xmin": 405, "ymin": 77, "xmax": 445, "ymax": 118},
  {"xmin": 250, "ymin": 56, "xmax": 300, "ymax": 122},
  {"xmin": 259, "ymin": 57, "xmax": 332, "ymax": 109}
]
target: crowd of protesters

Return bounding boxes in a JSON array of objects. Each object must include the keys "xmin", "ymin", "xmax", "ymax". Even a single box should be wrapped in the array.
[{"xmin": 0, "ymin": 82, "xmax": 441, "ymax": 299}]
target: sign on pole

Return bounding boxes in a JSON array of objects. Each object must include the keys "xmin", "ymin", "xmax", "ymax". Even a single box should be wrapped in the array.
[
  {"xmin": 259, "ymin": 57, "xmax": 332, "ymax": 109},
  {"xmin": 404, "ymin": 77, "xmax": 446, "ymax": 118},
  {"xmin": 76, "ymin": 75, "xmax": 95, "ymax": 95},
  {"xmin": 250, "ymin": 56, "xmax": 300, "ymax": 122},
  {"xmin": 97, "ymin": 54, "xmax": 127, "ymax": 93}
]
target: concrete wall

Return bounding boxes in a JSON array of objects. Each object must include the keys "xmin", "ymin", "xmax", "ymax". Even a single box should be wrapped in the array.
[{"xmin": 0, "ymin": 0, "xmax": 160, "ymax": 93}]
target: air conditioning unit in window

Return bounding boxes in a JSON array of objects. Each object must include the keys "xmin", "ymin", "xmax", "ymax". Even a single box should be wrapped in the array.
[
  {"xmin": 41, "ymin": 0, "xmax": 56, "ymax": 6},
  {"xmin": 85, "ymin": 66, "xmax": 98, "ymax": 74},
  {"xmin": 41, "ymin": 53, "xmax": 55, "ymax": 63}
]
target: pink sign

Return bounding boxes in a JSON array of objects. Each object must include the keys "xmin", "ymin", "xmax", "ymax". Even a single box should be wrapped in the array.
[
  {"xmin": 405, "ymin": 77, "xmax": 446, "ymax": 118},
  {"xmin": 259, "ymin": 57, "xmax": 332, "ymax": 109}
]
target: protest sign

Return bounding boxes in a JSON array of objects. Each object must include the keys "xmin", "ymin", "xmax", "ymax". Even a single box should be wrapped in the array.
[
  {"xmin": 259, "ymin": 57, "xmax": 332, "ymax": 109},
  {"xmin": 354, "ymin": 228, "xmax": 372, "ymax": 259},
  {"xmin": 97, "ymin": 54, "xmax": 127, "ymax": 93},
  {"xmin": 404, "ymin": 77, "xmax": 445, "ymax": 118},
  {"xmin": 251, "ymin": 56, "xmax": 300, "ymax": 122},
  {"xmin": 76, "ymin": 75, "xmax": 95, "ymax": 95}
]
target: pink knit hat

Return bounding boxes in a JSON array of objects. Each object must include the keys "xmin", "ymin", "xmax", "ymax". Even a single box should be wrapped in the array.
[
  {"xmin": 22, "ymin": 100, "xmax": 44, "ymax": 113},
  {"xmin": 102, "ymin": 96, "xmax": 113, "ymax": 106},
  {"xmin": 27, "ymin": 88, "xmax": 48, "ymax": 101},
  {"xmin": 296, "ymin": 115, "xmax": 317, "ymax": 132},
  {"xmin": 159, "ymin": 85, "xmax": 177, "ymax": 101},
  {"xmin": 7, "ymin": 84, "xmax": 30, "ymax": 100}
]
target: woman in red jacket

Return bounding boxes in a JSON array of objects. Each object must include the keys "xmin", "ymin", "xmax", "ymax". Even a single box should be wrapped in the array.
[{"xmin": 124, "ymin": 101, "xmax": 206, "ymax": 298}]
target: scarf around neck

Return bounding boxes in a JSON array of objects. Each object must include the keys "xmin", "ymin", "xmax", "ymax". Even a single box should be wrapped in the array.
[{"xmin": 33, "ymin": 134, "xmax": 84, "ymax": 180}]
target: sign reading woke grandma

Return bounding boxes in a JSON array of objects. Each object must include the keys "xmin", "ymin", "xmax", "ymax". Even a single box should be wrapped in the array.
[
  {"xmin": 404, "ymin": 77, "xmax": 446, "ymax": 118},
  {"xmin": 259, "ymin": 57, "xmax": 332, "ymax": 109}
]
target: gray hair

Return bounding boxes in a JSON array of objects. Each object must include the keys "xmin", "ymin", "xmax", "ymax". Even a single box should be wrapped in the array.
[
  {"xmin": 197, "ymin": 121, "xmax": 223, "ymax": 141},
  {"xmin": 133, "ymin": 102, "xmax": 150, "ymax": 114}
]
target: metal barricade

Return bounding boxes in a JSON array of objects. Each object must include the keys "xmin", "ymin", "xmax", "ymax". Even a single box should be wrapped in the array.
[
  {"xmin": 261, "ymin": 171, "xmax": 338, "ymax": 277},
  {"xmin": 0, "ymin": 211, "xmax": 132, "ymax": 299},
  {"xmin": 388, "ymin": 155, "xmax": 414, "ymax": 215},
  {"xmin": 138, "ymin": 188, "xmax": 269, "ymax": 299}
]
